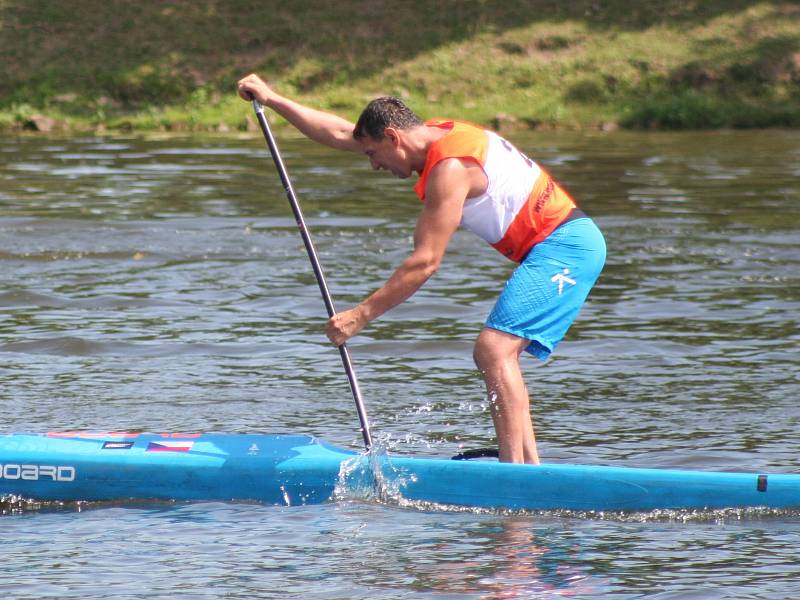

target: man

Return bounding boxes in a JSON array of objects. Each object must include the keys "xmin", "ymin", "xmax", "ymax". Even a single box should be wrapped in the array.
[{"xmin": 237, "ymin": 73, "xmax": 606, "ymax": 464}]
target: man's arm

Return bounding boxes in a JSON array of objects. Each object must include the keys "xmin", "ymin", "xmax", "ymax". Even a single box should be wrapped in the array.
[
  {"xmin": 325, "ymin": 158, "xmax": 476, "ymax": 345},
  {"xmin": 237, "ymin": 73, "xmax": 361, "ymax": 153}
]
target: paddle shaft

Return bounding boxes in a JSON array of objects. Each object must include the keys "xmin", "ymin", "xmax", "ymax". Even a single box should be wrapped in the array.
[{"xmin": 251, "ymin": 99, "xmax": 373, "ymax": 451}]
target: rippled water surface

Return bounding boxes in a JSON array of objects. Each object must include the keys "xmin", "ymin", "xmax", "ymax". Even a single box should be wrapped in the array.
[{"xmin": 1, "ymin": 129, "xmax": 798, "ymax": 598}]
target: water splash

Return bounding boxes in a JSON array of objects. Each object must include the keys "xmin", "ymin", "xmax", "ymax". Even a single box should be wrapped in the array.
[{"xmin": 331, "ymin": 433, "xmax": 419, "ymax": 507}]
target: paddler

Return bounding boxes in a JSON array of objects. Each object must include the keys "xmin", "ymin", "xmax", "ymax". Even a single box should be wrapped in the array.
[{"xmin": 237, "ymin": 74, "xmax": 606, "ymax": 464}]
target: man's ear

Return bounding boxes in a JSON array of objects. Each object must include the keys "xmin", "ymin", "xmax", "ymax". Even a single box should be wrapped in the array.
[{"xmin": 384, "ymin": 127, "xmax": 401, "ymax": 147}]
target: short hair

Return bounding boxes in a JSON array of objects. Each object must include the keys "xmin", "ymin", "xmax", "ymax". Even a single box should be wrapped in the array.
[{"xmin": 353, "ymin": 96, "xmax": 424, "ymax": 141}]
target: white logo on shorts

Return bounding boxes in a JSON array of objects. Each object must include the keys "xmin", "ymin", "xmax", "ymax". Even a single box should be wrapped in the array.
[{"xmin": 551, "ymin": 268, "xmax": 576, "ymax": 295}]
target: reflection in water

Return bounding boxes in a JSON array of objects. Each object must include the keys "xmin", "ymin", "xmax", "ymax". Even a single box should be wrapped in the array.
[{"xmin": 410, "ymin": 518, "xmax": 600, "ymax": 598}]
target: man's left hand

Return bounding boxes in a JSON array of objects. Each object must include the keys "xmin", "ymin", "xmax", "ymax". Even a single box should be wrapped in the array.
[{"xmin": 325, "ymin": 306, "xmax": 368, "ymax": 346}]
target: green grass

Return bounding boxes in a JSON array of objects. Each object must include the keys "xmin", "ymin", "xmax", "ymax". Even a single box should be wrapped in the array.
[{"xmin": 1, "ymin": 0, "xmax": 798, "ymax": 132}]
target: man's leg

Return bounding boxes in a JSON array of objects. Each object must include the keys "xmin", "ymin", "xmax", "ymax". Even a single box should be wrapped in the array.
[{"xmin": 474, "ymin": 327, "xmax": 539, "ymax": 464}]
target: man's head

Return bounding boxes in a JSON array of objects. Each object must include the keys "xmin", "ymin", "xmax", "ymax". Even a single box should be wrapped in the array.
[
  {"xmin": 353, "ymin": 96, "xmax": 423, "ymax": 141},
  {"xmin": 353, "ymin": 97, "xmax": 424, "ymax": 179}
]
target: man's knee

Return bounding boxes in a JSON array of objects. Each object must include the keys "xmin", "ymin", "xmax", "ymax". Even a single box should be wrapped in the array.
[
  {"xmin": 473, "ymin": 342, "xmax": 491, "ymax": 373},
  {"xmin": 473, "ymin": 328, "xmax": 526, "ymax": 371}
]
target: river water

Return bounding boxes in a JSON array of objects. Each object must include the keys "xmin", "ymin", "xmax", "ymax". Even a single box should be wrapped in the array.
[{"xmin": 0, "ymin": 128, "xmax": 798, "ymax": 598}]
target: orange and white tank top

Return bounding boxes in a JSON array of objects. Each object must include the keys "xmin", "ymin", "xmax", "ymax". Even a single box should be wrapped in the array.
[{"xmin": 413, "ymin": 119, "xmax": 577, "ymax": 262}]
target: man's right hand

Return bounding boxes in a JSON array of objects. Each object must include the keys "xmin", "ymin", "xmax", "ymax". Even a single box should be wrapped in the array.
[
  {"xmin": 236, "ymin": 73, "xmax": 359, "ymax": 153},
  {"xmin": 237, "ymin": 73, "xmax": 276, "ymax": 106}
]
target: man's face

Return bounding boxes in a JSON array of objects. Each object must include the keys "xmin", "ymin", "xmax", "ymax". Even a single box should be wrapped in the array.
[{"xmin": 359, "ymin": 131, "xmax": 411, "ymax": 179}]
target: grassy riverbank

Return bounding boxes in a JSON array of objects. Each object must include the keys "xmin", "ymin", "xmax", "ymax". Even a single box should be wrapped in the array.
[{"xmin": 1, "ymin": 0, "xmax": 798, "ymax": 133}]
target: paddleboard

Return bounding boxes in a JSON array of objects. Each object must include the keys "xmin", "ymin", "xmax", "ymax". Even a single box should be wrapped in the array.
[{"xmin": 1, "ymin": 432, "xmax": 797, "ymax": 512}]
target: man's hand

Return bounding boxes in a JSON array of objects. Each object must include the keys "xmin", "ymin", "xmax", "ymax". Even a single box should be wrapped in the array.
[
  {"xmin": 237, "ymin": 72, "xmax": 359, "ymax": 152},
  {"xmin": 237, "ymin": 73, "xmax": 277, "ymax": 106},
  {"xmin": 326, "ymin": 306, "xmax": 368, "ymax": 346}
]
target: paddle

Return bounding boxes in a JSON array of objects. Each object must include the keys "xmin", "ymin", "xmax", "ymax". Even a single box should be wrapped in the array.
[{"xmin": 250, "ymin": 98, "xmax": 373, "ymax": 451}]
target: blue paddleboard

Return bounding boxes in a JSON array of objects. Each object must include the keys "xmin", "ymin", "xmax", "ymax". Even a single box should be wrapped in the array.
[{"xmin": 1, "ymin": 432, "xmax": 797, "ymax": 511}]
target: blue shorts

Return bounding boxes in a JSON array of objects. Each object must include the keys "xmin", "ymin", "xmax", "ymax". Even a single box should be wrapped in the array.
[{"xmin": 485, "ymin": 217, "xmax": 606, "ymax": 361}]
